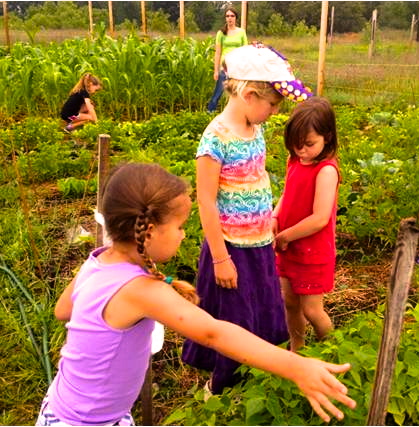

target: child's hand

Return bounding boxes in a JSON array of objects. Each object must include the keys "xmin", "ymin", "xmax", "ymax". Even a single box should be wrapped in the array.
[
  {"xmin": 293, "ymin": 359, "xmax": 356, "ymax": 423},
  {"xmin": 214, "ymin": 260, "xmax": 237, "ymax": 289},
  {"xmin": 275, "ymin": 231, "xmax": 289, "ymax": 251}
]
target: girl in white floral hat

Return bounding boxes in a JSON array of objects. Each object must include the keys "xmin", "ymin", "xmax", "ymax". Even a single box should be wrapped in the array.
[{"xmin": 183, "ymin": 44, "xmax": 319, "ymax": 396}]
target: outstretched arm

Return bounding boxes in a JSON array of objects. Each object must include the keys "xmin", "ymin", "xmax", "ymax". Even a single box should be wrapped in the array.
[{"xmin": 118, "ymin": 277, "xmax": 356, "ymax": 423}]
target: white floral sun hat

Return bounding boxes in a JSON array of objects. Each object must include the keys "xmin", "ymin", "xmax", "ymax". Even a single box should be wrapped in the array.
[{"xmin": 224, "ymin": 43, "xmax": 313, "ymax": 102}]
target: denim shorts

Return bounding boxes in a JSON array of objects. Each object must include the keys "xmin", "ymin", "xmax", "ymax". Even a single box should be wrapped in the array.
[{"xmin": 35, "ymin": 394, "xmax": 135, "ymax": 426}]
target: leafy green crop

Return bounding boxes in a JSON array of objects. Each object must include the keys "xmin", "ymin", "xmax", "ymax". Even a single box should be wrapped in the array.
[{"xmin": 164, "ymin": 305, "xmax": 419, "ymax": 426}]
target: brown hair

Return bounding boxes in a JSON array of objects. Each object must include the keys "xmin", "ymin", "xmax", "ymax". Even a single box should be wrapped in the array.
[
  {"xmin": 71, "ymin": 73, "xmax": 102, "ymax": 95},
  {"xmin": 284, "ymin": 96, "xmax": 338, "ymax": 162},
  {"xmin": 102, "ymin": 162, "xmax": 199, "ymax": 304},
  {"xmin": 221, "ymin": 7, "xmax": 239, "ymax": 35}
]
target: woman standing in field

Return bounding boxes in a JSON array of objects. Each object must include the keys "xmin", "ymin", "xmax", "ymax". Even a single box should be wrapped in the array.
[
  {"xmin": 35, "ymin": 162, "xmax": 355, "ymax": 426},
  {"xmin": 182, "ymin": 44, "xmax": 313, "ymax": 395},
  {"xmin": 273, "ymin": 97, "xmax": 339, "ymax": 352},
  {"xmin": 60, "ymin": 73, "xmax": 102, "ymax": 133},
  {"xmin": 207, "ymin": 7, "xmax": 247, "ymax": 113}
]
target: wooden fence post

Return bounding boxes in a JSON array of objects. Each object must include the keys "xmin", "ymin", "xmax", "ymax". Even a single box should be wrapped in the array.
[
  {"xmin": 108, "ymin": 1, "xmax": 114, "ymax": 38},
  {"xmin": 179, "ymin": 1, "xmax": 185, "ymax": 39},
  {"xmin": 317, "ymin": 0, "xmax": 328, "ymax": 96},
  {"xmin": 2, "ymin": 1, "xmax": 11, "ymax": 51},
  {"xmin": 241, "ymin": 1, "xmax": 248, "ymax": 31},
  {"xmin": 88, "ymin": 1, "xmax": 94, "ymax": 38},
  {"xmin": 140, "ymin": 361, "xmax": 153, "ymax": 425},
  {"xmin": 366, "ymin": 218, "xmax": 419, "ymax": 425},
  {"xmin": 410, "ymin": 14, "xmax": 417, "ymax": 43},
  {"xmin": 140, "ymin": 1, "xmax": 147, "ymax": 36},
  {"xmin": 328, "ymin": 6, "xmax": 334, "ymax": 45},
  {"xmin": 96, "ymin": 134, "xmax": 110, "ymax": 247},
  {"xmin": 368, "ymin": 9, "xmax": 378, "ymax": 59}
]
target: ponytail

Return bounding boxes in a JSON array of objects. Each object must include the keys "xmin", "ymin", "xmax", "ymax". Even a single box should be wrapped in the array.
[
  {"xmin": 70, "ymin": 73, "xmax": 101, "ymax": 94},
  {"xmin": 164, "ymin": 276, "xmax": 200, "ymax": 305},
  {"xmin": 141, "ymin": 251, "xmax": 199, "ymax": 305}
]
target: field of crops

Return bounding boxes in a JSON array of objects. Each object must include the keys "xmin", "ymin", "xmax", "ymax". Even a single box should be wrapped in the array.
[{"xmin": 0, "ymin": 31, "xmax": 418, "ymax": 426}]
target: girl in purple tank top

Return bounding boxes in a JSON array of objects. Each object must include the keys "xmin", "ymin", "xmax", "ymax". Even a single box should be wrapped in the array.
[
  {"xmin": 273, "ymin": 97, "xmax": 340, "ymax": 352},
  {"xmin": 36, "ymin": 162, "xmax": 355, "ymax": 426}
]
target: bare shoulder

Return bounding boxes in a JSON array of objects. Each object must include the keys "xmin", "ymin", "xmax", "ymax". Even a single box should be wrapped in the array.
[
  {"xmin": 318, "ymin": 163, "xmax": 339, "ymax": 178},
  {"xmin": 103, "ymin": 275, "xmax": 167, "ymax": 329}
]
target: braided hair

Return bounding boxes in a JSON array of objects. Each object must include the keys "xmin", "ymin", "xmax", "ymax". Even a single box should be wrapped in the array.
[{"xmin": 102, "ymin": 162, "xmax": 199, "ymax": 305}]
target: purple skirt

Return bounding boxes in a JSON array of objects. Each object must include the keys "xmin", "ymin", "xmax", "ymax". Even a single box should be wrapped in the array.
[{"xmin": 182, "ymin": 240, "xmax": 289, "ymax": 394}]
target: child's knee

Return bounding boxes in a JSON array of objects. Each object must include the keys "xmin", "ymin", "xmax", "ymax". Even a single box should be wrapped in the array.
[{"xmin": 301, "ymin": 297, "xmax": 326, "ymax": 321}]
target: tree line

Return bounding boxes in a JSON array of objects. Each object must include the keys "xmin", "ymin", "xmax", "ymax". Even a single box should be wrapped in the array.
[{"xmin": 1, "ymin": 1, "xmax": 418, "ymax": 35}]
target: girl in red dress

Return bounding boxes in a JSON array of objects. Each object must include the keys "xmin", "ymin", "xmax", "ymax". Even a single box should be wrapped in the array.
[{"xmin": 273, "ymin": 97, "xmax": 340, "ymax": 352}]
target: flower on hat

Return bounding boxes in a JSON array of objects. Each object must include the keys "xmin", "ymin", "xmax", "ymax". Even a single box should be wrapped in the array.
[{"xmin": 224, "ymin": 43, "xmax": 313, "ymax": 103}]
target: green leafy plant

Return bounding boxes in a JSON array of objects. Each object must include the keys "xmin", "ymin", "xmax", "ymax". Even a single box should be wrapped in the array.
[
  {"xmin": 164, "ymin": 305, "xmax": 419, "ymax": 426},
  {"xmin": 57, "ymin": 176, "xmax": 97, "ymax": 199}
]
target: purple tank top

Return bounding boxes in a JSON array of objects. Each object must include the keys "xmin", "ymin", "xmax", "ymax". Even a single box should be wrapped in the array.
[{"xmin": 48, "ymin": 247, "xmax": 154, "ymax": 425}]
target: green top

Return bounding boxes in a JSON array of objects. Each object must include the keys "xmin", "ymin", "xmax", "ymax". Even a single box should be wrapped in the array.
[{"xmin": 215, "ymin": 28, "xmax": 248, "ymax": 67}]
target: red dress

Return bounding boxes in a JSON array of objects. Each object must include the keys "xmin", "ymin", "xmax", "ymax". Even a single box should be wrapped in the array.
[{"xmin": 276, "ymin": 157, "xmax": 339, "ymax": 295}]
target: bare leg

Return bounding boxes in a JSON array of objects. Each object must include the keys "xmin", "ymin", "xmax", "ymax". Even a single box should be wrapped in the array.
[
  {"xmin": 300, "ymin": 294, "xmax": 333, "ymax": 341},
  {"xmin": 69, "ymin": 119, "xmax": 88, "ymax": 129},
  {"xmin": 280, "ymin": 277, "xmax": 306, "ymax": 352}
]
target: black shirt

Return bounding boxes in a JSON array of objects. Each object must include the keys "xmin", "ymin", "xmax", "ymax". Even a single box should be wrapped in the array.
[{"xmin": 60, "ymin": 89, "xmax": 90, "ymax": 121}]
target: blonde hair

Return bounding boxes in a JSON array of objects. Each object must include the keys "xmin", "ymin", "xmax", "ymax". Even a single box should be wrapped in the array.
[
  {"xmin": 70, "ymin": 73, "xmax": 102, "ymax": 95},
  {"xmin": 224, "ymin": 79, "xmax": 284, "ymax": 103}
]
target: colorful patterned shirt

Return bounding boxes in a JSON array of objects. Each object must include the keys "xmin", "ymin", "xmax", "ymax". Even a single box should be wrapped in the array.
[{"xmin": 197, "ymin": 119, "xmax": 273, "ymax": 248}]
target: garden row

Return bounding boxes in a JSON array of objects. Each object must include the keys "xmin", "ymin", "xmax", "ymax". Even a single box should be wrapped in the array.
[
  {"xmin": 1, "ymin": 34, "xmax": 418, "ymax": 124},
  {"xmin": 1, "ymin": 105, "xmax": 418, "ymax": 425}
]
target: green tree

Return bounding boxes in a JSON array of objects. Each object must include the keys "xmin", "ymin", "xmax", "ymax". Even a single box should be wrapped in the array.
[
  {"xmin": 112, "ymin": 2, "xmax": 140, "ymax": 25},
  {"xmin": 378, "ymin": 1, "xmax": 412, "ymax": 29},
  {"xmin": 179, "ymin": 9, "xmax": 200, "ymax": 33},
  {"xmin": 248, "ymin": 1, "xmax": 276, "ymax": 29},
  {"xmin": 247, "ymin": 9, "xmax": 263, "ymax": 37},
  {"xmin": 188, "ymin": 1, "xmax": 218, "ymax": 32},
  {"xmin": 147, "ymin": 9, "xmax": 173, "ymax": 33},
  {"xmin": 330, "ymin": 1, "xmax": 367, "ymax": 33},
  {"xmin": 266, "ymin": 13, "xmax": 291, "ymax": 37},
  {"xmin": 288, "ymin": 1, "xmax": 322, "ymax": 28}
]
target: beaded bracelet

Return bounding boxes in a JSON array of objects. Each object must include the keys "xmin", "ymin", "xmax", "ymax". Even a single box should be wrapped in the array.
[{"xmin": 212, "ymin": 254, "xmax": 231, "ymax": 265}]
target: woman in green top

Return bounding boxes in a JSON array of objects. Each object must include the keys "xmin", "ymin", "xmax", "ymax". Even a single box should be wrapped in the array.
[{"xmin": 207, "ymin": 7, "xmax": 248, "ymax": 112}]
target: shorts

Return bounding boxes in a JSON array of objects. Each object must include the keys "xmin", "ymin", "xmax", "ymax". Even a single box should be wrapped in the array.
[
  {"xmin": 66, "ymin": 114, "xmax": 79, "ymax": 123},
  {"xmin": 276, "ymin": 256, "xmax": 335, "ymax": 295},
  {"xmin": 35, "ymin": 394, "xmax": 135, "ymax": 426}
]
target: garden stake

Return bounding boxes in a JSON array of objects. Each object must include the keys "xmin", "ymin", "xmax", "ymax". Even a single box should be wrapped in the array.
[
  {"xmin": 96, "ymin": 134, "xmax": 110, "ymax": 246},
  {"xmin": 367, "ymin": 217, "xmax": 419, "ymax": 425}
]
